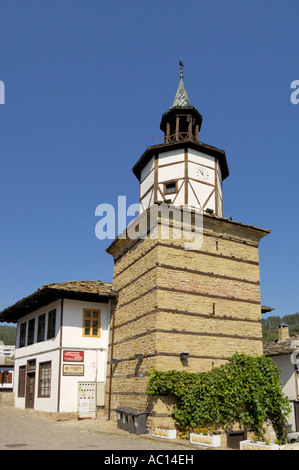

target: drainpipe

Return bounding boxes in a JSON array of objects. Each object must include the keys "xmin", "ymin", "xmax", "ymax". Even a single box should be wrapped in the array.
[
  {"xmin": 107, "ymin": 297, "xmax": 117, "ymax": 420},
  {"xmin": 57, "ymin": 298, "xmax": 64, "ymax": 414},
  {"xmin": 295, "ymin": 364, "xmax": 299, "ymax": 401}
]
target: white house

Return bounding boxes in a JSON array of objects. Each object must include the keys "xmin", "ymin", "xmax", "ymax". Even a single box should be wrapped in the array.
[
  {"xmin": 264, "ymin": 324, "xmax": 299, "ymax": 432},
  {"xmin": 0, "ymin": 280, "xmax": 117, "ymax": 417},
  {"xmin": 0, "ymin": 344, "xmax": 15, "ymax": 358},
  {"xmin": 0, "ymin": 356, "xmax": 14, "ymax": 393}
]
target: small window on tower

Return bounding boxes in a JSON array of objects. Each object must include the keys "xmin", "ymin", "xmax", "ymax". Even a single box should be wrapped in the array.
[{"xmin": 164, "ymin": 181, "xmax": 177, "ymax": 194}]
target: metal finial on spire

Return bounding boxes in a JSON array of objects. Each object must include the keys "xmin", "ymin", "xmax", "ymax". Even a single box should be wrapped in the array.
[
  {"xmin": 172, "ymin": 60, "xmax": 190, "ymax": 107},
  {"xmin": 179, "ymin": 60, "xmax": 184, "ymax": 80}
]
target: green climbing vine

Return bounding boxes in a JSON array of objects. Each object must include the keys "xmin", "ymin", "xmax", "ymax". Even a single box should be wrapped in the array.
[{"xmin": 146, "ymin": 352, "xmax": 291, "ymax": 443}]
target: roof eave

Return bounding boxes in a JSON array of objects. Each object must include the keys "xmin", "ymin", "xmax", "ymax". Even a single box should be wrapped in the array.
[
  {"xmin": 132, "ymin": 139, "xmax": 229, "ymax": 181},
  {"xmin": 0, "ymin": 284, "xmax": 117, "ymax": 324}
]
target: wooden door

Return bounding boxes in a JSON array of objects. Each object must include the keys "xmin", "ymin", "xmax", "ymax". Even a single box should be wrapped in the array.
[
  {"xmin": 25, "ymin": 372, "xmax": 35, "ymax": 409},
  {"xmin": 227, "ymin": 431, "xmax": 246, "ymax": 449}
]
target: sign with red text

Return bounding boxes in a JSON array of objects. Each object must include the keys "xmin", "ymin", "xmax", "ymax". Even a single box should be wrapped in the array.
[{"xmin": 63, "ymin": 350, "xmax": 84, "ymax": 362}]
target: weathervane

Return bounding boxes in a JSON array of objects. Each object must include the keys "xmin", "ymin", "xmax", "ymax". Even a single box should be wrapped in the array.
[{"xmin": 180, "ymin": 60, "xmax": 184, "ymax": 80}]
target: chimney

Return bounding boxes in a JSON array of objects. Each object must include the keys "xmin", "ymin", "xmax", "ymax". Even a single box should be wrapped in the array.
[{"xmin": 278, "ymin": 324, "xmax": 289, "ymax": 342}]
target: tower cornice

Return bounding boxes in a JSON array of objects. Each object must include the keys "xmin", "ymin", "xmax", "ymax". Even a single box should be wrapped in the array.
[{"xmin": 132, "ymin": 138, "xmax": 229, "ymax": 182}]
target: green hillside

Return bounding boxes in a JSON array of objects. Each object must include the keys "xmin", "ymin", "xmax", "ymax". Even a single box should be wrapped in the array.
[
  {"xmin": 0, "ymin": 325, "xmax": 17, "ymax": 345},
  {"xmin": 262, "ymin": 312, "xmax": 299, "ymax": 343}
]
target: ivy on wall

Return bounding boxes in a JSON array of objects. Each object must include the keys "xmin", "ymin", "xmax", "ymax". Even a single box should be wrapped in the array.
[{"xmin": 146, "ymin": 353, "xmax": 291, "ymax": 443}]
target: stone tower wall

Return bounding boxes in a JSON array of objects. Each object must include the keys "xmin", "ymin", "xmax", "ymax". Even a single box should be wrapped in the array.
[{"xmin": 105, "ymin": 207, "xmax": 269, "ymax": 422}]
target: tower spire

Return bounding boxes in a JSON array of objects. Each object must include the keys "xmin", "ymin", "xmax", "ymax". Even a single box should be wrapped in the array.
[{"xmin": 172, "ymin": 60, "xmax": 190, "ymax": 107}]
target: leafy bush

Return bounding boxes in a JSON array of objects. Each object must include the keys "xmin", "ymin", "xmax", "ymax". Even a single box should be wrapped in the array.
[{"xmin": 146, "ymin": 352, "xmax": 290, "ymax": 443}]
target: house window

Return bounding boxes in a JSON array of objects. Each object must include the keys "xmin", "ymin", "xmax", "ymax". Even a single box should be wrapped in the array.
[
  {"xmin": 164, "ymin": 181, "xmax": 177, "ymax": 194},
  {"xmin": 19, "ymin": 323, "xmax": 26, "ymax": 348},
  {"xmin": 37, "ymin": 314, "xmax": 46, "ymax": 342},
  {"xmin": 83, "ymin": 309, "xmax": 101, "ymax": 337},
  {"xmin": 0, "ymin": 371, "xmax": 12, "ymax": 384},
  {"xmin": 38, "ymin": 361, "xmax": 51, "ymax": 397},
  {"xmin": 27, "ymin": 318, "xmax": 35, "ymax": 345},
  {"xmin": 47, "ymin": 309, "xmax": 56, "ymax": 339},
  {"xmin": 18, "ymin": 366, "xmax": 26, "ymax": 397}
]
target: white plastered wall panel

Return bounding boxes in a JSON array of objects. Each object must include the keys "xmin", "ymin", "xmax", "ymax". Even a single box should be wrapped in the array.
[
  {"xmin": 158, "ymin": 162, "xmax": 185, "ymax": 183},
  {"xmin": 158, "ymin": 149, "xmax": 184, "ymax": 166},
  {"xmin": 188, "ymin": 148, "xmax": 215, "ymax": 167},
  {"xmin": 140, "ymin": 156, "xmax": 155, "ymax": 182},
  {"xmin": 173, "ymin": 181, "xmax": 186, "ymax": 205},
  {"xmin": 59, "ymin": 299, "xmax": 110, "ymax": 413},
  {"xmin": 140, "ymin": 188, "xmax": 153, "ymax": 211},
  {"xmin": 140, "ymin": 171, "xmax": 154, "ymax": 197},
  {"xmin": 189, "ymin": 180, "xmax": 215, "ymax": 209},
  {"xmin": 270, "ymin": 355, "xmax": 297, "ymax": 431}
]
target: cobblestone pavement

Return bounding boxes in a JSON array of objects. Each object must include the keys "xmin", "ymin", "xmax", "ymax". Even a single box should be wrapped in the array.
[
  {"xmin": 0, "ymin": 405, "xmax": 198, "ymax": 451},
  {"xmin": 2, "ymin": 405, "xmax": 297, "ymax": 452}
]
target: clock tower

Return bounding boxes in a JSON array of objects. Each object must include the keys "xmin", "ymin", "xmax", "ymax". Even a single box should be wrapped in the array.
[
  {"xmin": 106, "ymin": 63, "xmax": 269, "ymax": 427},
  {"xmin": 133, "ymin": 62, "xmax": 229, "ymax": 217}
]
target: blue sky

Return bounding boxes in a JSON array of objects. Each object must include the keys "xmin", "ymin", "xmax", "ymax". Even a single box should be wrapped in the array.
[{"xmin": 0, "ymin": 0, "xmax": 298, "ymax": 323}]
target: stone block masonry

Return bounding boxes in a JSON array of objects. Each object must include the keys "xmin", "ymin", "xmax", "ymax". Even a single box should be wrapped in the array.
[{"xmin": 105, "ymin": 206, "xmax": 270, "ymax": 423}]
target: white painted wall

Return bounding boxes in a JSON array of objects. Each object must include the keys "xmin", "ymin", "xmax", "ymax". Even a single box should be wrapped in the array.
[
  {"xmin": 188, "ymin": 148, "xmax": 215, "ymax": 167},
  {"xmin": 15, "ymin": 300, "xmax": 62, "ymax": 354},
  {"xmin": 140, "ymin": 155, "xmax": 155, "ymax": 182},
  {"xmin": 271, "ymin": 355, "xmax": 298, "ymax": 431},
  {"xmin": 0, "ymin": 345, "xmax": 15, "ymax": 357},
  {"xmin": 14, "ymin": 299, "xmax": 62, "ymax": 411},
  {"xmin": 158, "ymin": 162, "xmax": 185, "ymax": 183},
  {"xmin": 13, "ymin": 298, "xmax": 110, "ymax": 415},
  {"xmin": 139, "ymin": 147, "xmax": 223, "ymax": 216},
  {"xmin": 158, "ymin": 149, "xmax": 184, "ymax": 165},
  {"xmin": 140, "ymin": 169, "xmax": 154, "ymax": 196},
  {"xmin": 59, "ymin": 299, "xmax": 110, "ymax": 413}
]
